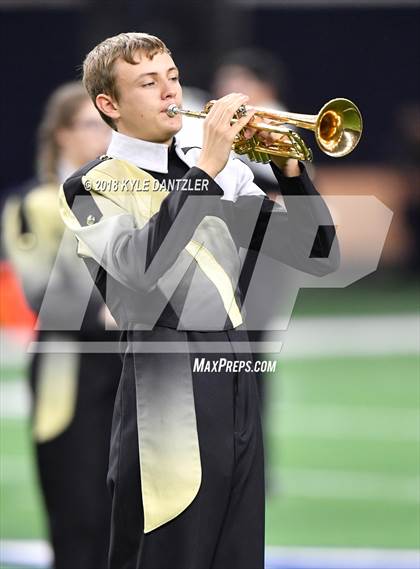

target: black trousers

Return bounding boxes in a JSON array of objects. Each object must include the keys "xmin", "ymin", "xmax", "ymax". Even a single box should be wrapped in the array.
[
  {"xmin": 108, "ymin": 329, "xmax": 265, "ymax": 569},
  {"xmin": 30, "ymin": 339, "xmax": 121, "ymax": 569}
]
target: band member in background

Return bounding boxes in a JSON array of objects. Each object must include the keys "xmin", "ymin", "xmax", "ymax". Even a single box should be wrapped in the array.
[
  {"xmin": 210, "ymin": 48, "xmax": 293, "ymax": 440},
  {"xmin": 59, "ymin": 33, "xmax": 338, "ymax": 569},
  {"xmin": 2, "ymin": 82, "xmax": 121, "ymax": 569}
]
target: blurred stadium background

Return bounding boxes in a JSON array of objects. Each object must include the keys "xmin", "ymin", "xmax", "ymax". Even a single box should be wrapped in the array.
[{"xmin": 0, "ymin": 0, "xmax": 419, "ymax": 568}]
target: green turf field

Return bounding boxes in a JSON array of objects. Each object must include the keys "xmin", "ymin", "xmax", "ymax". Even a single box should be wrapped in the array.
[
  {"xmin": 265, "ymin": 354, "xmax": 419, "ymax": 549},
  {"xmin": 1, "ymin": 276, "xmax": 419, "ymax": 553},
  {"xmin": 1, "ymin": 354, "xmax": 418, "ymax": 549}
]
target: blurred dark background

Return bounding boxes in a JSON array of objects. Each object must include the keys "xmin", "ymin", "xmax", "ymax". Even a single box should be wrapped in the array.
[{"xmin": 0, "ymin": 0, "xmax": 419, "ymax": 268}]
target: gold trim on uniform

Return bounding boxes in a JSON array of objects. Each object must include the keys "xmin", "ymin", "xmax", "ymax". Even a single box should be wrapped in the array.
[
  {"xmin": 59, "ymin": 157, "xmax": 243, "ymax": 532},
  {"xmin": 33, "ymin": 349, "xmax": 79, "ymax": 442}
]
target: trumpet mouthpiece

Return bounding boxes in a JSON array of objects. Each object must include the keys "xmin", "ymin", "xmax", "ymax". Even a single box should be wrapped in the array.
[{"xmin": 166, "ymin": 104, "xmax": 179, "ymax": 117}]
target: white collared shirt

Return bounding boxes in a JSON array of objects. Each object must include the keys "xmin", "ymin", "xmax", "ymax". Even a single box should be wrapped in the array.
[
  {"xmin": 106, "ymin": 129, "xmax": 265, "ymax": 202},
  {"xmin": 106, "ymin": 130, "xmax": 199, "ymax": 174}
]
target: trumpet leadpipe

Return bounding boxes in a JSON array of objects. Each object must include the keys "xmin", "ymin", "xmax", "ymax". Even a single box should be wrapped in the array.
[{"xmin": 166, "ymin": 104, "xmax": 207, "ymax": 119}]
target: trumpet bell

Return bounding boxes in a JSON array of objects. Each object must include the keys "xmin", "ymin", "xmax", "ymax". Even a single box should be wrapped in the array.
[
  {"xmin": 316, "ymin": 98, "xmax": 363, "ymax": 157},
  {"xmin": 166, "ymin": 96, "xmax": 363, "ymax": 162}
]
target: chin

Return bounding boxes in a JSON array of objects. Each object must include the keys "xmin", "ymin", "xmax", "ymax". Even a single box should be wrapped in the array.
[
  {"xmin": 172, "ymin": 123, "xmax": 183, "ymax": 136},
  {"xmin": 163, "ymin": 123, "xmax": 182, "ymax": 138},
  {"xmin": 152, "ymin": 129, "xmax": 178, "ymax": 145}
]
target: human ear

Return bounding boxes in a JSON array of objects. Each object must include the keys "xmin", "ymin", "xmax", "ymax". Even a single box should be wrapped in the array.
[{"xmin": 96, "ymin": 94, "xmax": 120, "ymax": 121}]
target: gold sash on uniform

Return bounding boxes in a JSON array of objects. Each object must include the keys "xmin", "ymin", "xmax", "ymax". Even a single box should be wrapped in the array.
[{"xmin": 59, "ymin": 158, "xmax": 243, "ymax": 531}]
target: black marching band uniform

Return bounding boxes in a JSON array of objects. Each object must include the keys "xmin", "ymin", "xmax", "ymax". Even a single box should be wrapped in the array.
[
  {"xmin": 59, "ymin": 130, "xmax": 339, "ymax": 569},
  {"xmin": 2, "ymin": 183, "xmax": 121, "ymax": 568}
]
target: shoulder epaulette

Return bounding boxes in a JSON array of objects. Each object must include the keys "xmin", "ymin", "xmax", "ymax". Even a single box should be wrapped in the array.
[{"xmin": 61, "ymin": 157, "xmax": 111, "ymax": 227}]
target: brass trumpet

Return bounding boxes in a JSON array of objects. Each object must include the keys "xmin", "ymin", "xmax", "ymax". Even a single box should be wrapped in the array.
[{"xmin": 166, "ymin": 98, "xmax": 363, "ymax": 163}]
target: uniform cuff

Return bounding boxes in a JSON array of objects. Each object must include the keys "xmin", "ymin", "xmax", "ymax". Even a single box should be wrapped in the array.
[{"xmin": 270, "ymin": 161, "xmax": 314, "ymax": 196}]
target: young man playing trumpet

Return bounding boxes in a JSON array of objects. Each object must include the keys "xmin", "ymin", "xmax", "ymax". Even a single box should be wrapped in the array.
[{"xmin": 59, "ymin": 32, "xmax": 338, "ymax": 569}]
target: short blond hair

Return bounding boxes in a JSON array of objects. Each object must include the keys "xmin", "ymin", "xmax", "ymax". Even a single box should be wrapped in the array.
[{"xmin": 83, "ymin": 32, "xmax": 171, "ymax": 128}]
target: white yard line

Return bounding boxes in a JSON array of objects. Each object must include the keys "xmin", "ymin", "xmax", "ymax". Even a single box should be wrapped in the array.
[
  {"xmin": 0, "ymin": 380, "xmax": 30, "ymax": 418},
  {"xmin": 271, "ymin": 468, "xmax": 420, "ymax": 503},
  {"xmin": 269, "ymin": 403, "xmax": 420, "ymax": 441},
  {"xmin": 0, "ymin": 328, "xmax": 33, "ymax": 368},
  {"xmin": 270, "ymin": 314, "xmax": 420, "ymax": 358},
  {"xmin": 1, "ymin": 541, "xmax": 419, "ymax": 569},
  {"xmin": 0, "ymin": 540, "xmax": 52, "ymax": 568},
  {"xmin": 1, "ymin": 314, "xmax": 419, "ymax": 366},
  {"xmin": 265, "ymin": 546, "xmax": 420, "ymax": 569}
]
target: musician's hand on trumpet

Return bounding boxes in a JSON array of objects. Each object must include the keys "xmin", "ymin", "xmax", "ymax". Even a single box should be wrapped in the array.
[
  {"xmin": 242, "ymin": 120, "xmax": 301, "ymax": 177},
  {"xmin": 196, "ymin": 93, "xmax": 257, "ymax": 179}
]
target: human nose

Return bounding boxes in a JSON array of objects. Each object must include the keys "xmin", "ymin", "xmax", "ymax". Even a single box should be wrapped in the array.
[{"xmin": 161, "ymin": 78, "xmax": 177, "ymax": 100}]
